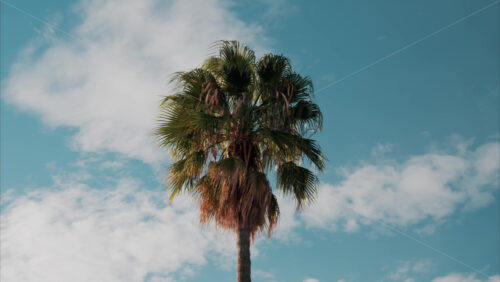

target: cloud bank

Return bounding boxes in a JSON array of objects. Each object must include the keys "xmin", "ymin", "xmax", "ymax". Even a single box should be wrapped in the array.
[
  {"xmin": 0, "ymin": 163, "xmax": 298, "ymax": 282},
  {"xmin": 2, "ymin": 0, "xmax": 264, "ymax": 164},
  {"xmin": 0, "ymin": 176, "xmax": 236, "ymax": 282},
  {"xmin": 302, "ymin": 142, "xmax": 500, "ymax": 233}
]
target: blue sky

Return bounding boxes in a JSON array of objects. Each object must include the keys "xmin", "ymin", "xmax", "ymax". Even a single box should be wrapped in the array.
[{"xmin": 1, "ymin": 0, "xmax": 499, "ymax": 281}]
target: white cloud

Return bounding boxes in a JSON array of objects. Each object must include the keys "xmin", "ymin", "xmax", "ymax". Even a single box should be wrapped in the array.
[
  {"xmin": 0, "ymin": 176, "xmax": 236, "ymax": 282},
  {"xmin": 2, "ymin": 0, "xmax": 265, "ymax": 164},
  {"xmin": 253, "ymin": 269, "xmax": 275, "ymax": 279},
  {"xmin": 303, "ymin": 279, "xmax": 320, "ymax": 282},
  {"xmin": 302, "ymin": 142, "xmax": 500, "ymax": 232},
  {"xmin": 388, "ymin": 259, "xmax": 433, "ymax": 281},
  {"xmin": 432, "ymin": 273, "xmax": 500, "ymax": 282},
  {"xmin": 371, "ymin": 143, "xmax": 393, "ymax": 158},
  {"xmin": 412, "ymin": 259, "xmax": 434, "ymax": 273},
  {"xmin": 389, "ymin": 263, "xmax": 413, "ymax": 281},
  {"xmin": 272, "ymin": 194, "xmax": 301, "ymax": 242}
]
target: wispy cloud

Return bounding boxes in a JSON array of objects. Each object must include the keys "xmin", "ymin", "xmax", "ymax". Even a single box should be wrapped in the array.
[
  {"xmin": 303, "ymin": 278, "xmax": 320, "ymax": 282},
  {"xmin": 432, "ymin": 273, "xmax": 500, "ymax": 282},
  {"xmin": 387, "ymin": 259, "xmax": 433, "ymax": 281},
  {"xmin": 0, "ymin": 173, "xmax": 235, "ymax": 282},
  {"xmin": 2, "ymin": 139, "xmax": 498, "ymax": 281},
  {"xmin": 0, "ymin": 158, "xmax": 300, "ymax": 282},
  {"xmin": 2, "ymin": 0, "xmax": 265, "ymax": 164},
  {"xmin": 254, "ymin": 269, "xmax": 275, "ymax": 280},
  {"xmin": 301, "ymin": 141, "xmax": 499, "ymax": 233}
]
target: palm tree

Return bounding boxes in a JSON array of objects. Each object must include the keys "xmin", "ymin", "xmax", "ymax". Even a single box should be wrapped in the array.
[{"xmin": 154, "ymin": 41, "xmax": 324, "ymax": 282}]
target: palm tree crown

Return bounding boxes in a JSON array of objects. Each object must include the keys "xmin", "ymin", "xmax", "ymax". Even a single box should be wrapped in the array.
[{"xmin": 154, "ymin": 40, "xmax": 324, "ymax": 281}]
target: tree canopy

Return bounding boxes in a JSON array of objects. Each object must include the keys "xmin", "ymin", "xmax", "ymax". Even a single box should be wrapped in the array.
[{"xmin": 154, "ymin": 40, "xmax": 325, "ymax": 239}]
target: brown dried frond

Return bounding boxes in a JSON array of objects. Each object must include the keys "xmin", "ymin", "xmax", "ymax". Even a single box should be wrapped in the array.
[{"xmin": 198, "ymin": 157, "xmax": 279, "ymax": 241}]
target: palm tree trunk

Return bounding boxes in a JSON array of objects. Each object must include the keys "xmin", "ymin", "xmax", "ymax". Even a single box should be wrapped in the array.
[{"xmin": 237, "ymin": 225, "xmax": 251, "ymax": 282}]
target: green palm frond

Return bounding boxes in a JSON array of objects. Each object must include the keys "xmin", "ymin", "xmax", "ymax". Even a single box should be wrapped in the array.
[
  {"xmin": 289, "ymin": 100, "xmax": 323, "ymax": 134},
  {"xmin": 257, "ymin": 54, "xmax": 291, "ymax": 88},
  {"xmin": 277, "ymin": 162, "xmax": 318, "ymax": 208},
  {"xmin": 255, "ymin": 128, "xmax": 325, "ymax": 171},
  {"xmin": 167, "ymin": 150, "xmax": 207, "ymax": 202}
]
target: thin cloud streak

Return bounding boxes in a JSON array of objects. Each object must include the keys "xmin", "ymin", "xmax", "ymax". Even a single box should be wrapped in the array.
[{"xmin": 315, "ymin": 0, "xmax": 500, "ymax": 94}]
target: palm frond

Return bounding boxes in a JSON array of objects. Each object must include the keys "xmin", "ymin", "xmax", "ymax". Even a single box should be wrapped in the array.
[
  {"xmin": 167, "ymin": 150, "xmax": 207, "ymax": 202},
  {"xmin": 154, "ymin": 40, "xmax": 325, "ymax": 239},
  {"xmin": 277, "ymin": 162, "xmax": 318, "ymax": 209},
  {"xmin": 255, "ymin": 128, "xmax": 325, "ymax": 171}
]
